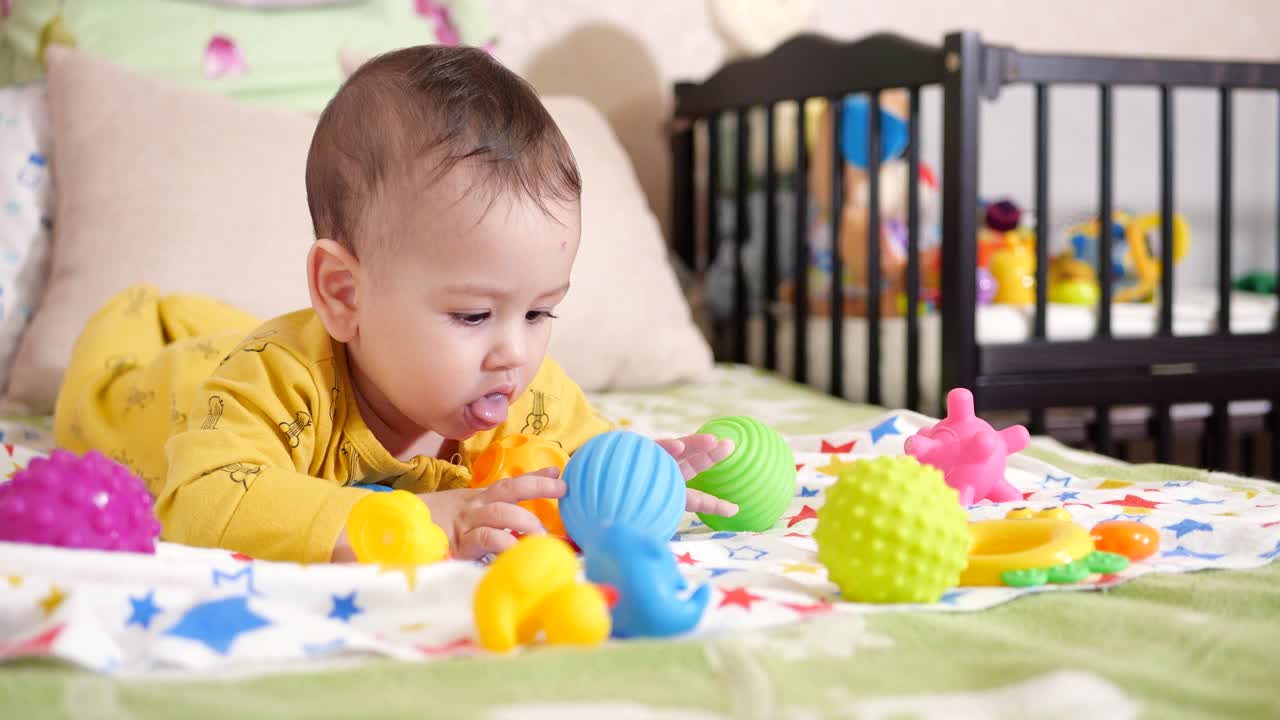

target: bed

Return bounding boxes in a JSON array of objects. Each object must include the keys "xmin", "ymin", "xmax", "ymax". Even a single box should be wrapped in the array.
[
  {"xmin": 670, "ymin": 31, "xmax": 1280, "ymax": 479},
  {"xmin": 1, "ymin": 19, "xmax": 1279, "ymax": 720},
  {"xmin": 2, "ymin": 366, "xmax": 1280, "ymax": 718}
]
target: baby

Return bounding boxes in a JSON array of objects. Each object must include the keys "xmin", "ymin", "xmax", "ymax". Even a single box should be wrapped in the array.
[{"xmin": 52, "ymin": 45, "xmax": 736, "ymax": 564}]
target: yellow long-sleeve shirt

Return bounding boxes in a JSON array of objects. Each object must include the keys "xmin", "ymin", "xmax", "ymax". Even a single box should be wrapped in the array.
[{"xmin": 54, "ymin": 286, "xmax": 613, "ymax": 564}]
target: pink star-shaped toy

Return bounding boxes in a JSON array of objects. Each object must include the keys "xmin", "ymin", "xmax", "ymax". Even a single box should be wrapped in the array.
[{"xmin": 904, "ymin": 388, "xmax": 1029, "ymax": 506}]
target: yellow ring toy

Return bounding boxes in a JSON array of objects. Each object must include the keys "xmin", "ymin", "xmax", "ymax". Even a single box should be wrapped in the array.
[
  {"xmin": 960, "ymin": 517, "xmax": 1096, "ymax": 586},
  {"xmin": 1116, "ymin": 212, "xmax": 1190, "ymax": 303}
]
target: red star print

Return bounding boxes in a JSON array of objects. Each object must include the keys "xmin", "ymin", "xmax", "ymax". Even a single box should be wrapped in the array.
[
  {"xmin": 1103, "ymin": 494, "xmax": 1164, "ymax": 509},
  {"xmin": 230, "ymin": 552, "xmax": 255, "ymax": 562},
  {"xmin": 783, "ymin": 532, "xmax": 809, "ymax": 539},
  {"xmin": 1022, "ymin": 492, "xmax": 1036, "ymax": 501},
  {"xmin": 417, "ymin": 638, "xmax": 474, "ymax": 656},
  {"xmin": 820, "ymin": 439, "xmax": 855, "ymax": 454},
  {"xmin": 1141, "ymin": 488, "xmax": 1164, "ymax": 493},
  {"xmin": 0, "ymin": 625, "xmax": 63, "ymax": 660},
  {"xmin": 718, "ymin": 586, "xmax": 765, "ymax": 610},
  {"xmin": 1262, "ymin": 521, "xmax": 1279, "ymax": 529},
  {"xmin": 3, "ymin": 444, "xmax": 13, "ymax": 457},
  {"xmin": 1093, "ymin": 574, "xmax": 1122, "ymax": 585},
  {"xmin": 787, "ymin": 505, "xmax": 818, "ymax": 528},
  {"xmin": 674, "ymin": 552, "xmax": 697, "ymax": 566},
  {"xmin": 1063, "ymin": 502, "xmax": 1095, "ymax": 509},
  {"xmin": 795, "ymin": 463, "xmax": 805, "ymax": 472},
  {"xmin": 781, "ymin": 600, "xmax": 833, "ymax": 616}
]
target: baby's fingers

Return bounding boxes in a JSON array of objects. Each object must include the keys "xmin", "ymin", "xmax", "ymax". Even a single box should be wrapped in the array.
[
  {"xmin": 483, "ymin": 468, "xmax": 566, "ymax": 505},
  {"xmin": 457, "ymin": 526, "xmax": 517, "ymax": 560},
  {"xmin": 468, "ymin": 502, "xmax": 547, "ymax": 537},
  {"xmin": 686, "ymin": 488, "xmax": 738, "ymax": 518},
  {"xmin": 676, "ymin": 438, "xmax": 735, "ymax": 480}
]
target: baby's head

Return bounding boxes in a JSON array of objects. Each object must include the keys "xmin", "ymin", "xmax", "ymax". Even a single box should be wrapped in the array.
[{"xmin": 304, "ymin": 45, "xmax": 581, "ymax": 443}]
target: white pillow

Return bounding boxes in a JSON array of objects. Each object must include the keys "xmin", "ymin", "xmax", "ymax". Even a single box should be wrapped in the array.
[
  {"xmin": 0, "ymin": 82, "xmax": 54, "ymax": 394},
  {"xmin": 2, "ymin": 47, "xmax": 712, "ymax": 414}
]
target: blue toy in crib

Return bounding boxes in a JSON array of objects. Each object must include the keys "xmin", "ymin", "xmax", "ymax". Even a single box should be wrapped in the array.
[
  {"xmin": 840, "ymin": 94, "xmax": 909, "ymax": 169},
  {"xmin": 582, "ymin": 524, "xmax": 710, "ymax": 638}
]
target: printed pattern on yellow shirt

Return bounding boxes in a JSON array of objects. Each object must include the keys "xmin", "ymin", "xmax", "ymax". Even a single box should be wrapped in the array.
[{"xmin": 53, "ymin": 285, "xmax": 614, "ymax": 564}]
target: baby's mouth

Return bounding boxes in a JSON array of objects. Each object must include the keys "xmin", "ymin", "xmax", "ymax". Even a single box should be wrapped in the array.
[{"xmin": 465, "ymin": 391, "xmax": 510, "ymax": 427}]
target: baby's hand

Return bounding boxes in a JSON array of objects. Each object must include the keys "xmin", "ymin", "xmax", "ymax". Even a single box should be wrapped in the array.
[
  {"xmin": 656, "ymin": 434, "xmax": 739, "ymax": 519},
  {"xmin": 418, "ymin": 468, "xmax": 565, "ymax": 560}
]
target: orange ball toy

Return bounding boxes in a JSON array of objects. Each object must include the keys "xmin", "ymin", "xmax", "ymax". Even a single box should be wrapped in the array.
[
  {"xmin": 470, "ymin": 434, "xmax": 570, "ymax": 537},
  {"xmin": 1090, "ymin": 520, "xmax": 1160, "ymax": 561}
]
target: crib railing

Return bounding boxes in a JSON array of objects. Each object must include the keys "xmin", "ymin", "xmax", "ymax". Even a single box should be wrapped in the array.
[{"xmin": 669, "ymin": 31, "xmax": 1280, "ymax": 479}]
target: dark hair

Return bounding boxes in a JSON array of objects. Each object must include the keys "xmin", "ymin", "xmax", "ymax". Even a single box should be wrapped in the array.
[{"xmin": 305, "ymin": 45, "xmax": 581, "ymax": 255}]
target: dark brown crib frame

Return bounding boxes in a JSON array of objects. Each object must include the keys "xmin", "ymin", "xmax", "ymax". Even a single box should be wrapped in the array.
[{"xmin": 668, "ymin": 31, "xmax": 1280, "ymax": 479}]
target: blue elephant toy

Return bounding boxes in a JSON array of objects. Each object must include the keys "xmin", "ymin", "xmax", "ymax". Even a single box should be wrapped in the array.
[{"xmin": 581, "ymin": 524, "xmax": 710, "ymax": 639}]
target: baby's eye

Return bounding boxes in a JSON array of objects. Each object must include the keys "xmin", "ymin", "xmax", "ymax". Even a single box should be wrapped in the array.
[
  {"xmin": 451, "ymin": 312, "xmax": 490, "ymax": 326},
  {"xmin": 526, "ymin": 310, "xmax": 559, "ymax": 323}
]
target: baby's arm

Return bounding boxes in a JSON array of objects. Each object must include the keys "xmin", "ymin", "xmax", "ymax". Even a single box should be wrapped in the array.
[{"xmin": 156, "ymin": 351, "xmax": 363, "ymax": 564}]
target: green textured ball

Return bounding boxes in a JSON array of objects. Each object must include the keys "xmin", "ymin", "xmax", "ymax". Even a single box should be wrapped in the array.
[
  {"xmin": 688, "ymin": 416, "xmax": 796, "ymax": 531},
  {"xmin": 814, "ymin": 455, "xmax": 970, "ymax": 604}
]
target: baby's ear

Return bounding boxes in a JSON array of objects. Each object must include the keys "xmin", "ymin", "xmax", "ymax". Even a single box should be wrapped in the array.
[{"xmin": 308, "ymin": 239, "xmax": 361, "ymax": 342}]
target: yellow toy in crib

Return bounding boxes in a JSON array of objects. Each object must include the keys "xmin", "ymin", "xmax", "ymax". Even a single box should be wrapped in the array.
[
  {"xmin": 472, "ymin": 535, "xmax": 614, "ymax": 652},
  {"xmin": 1116, "ymin": 212, "xmax": 1190, "ymax": 303},
  {"xmin": 989, "ymin": 231, "xmax": 1037, "ymax": 305},
  {"xmin": 346, "ymin": 489, "xmax": 450, "ymax": 566}
]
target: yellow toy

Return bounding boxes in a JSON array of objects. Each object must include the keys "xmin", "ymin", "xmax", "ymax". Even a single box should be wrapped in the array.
[
  {"xmin": 1117, "ymin": 212, "xmax": 1190, "ymax": 302},
  {"xmin": 472, "ymin": 535, "xmax": 613, "ymax": 652},
  {"xmin": 346, "ymin": 489, "xmax": 450, "ymax": 566},
  {"xmin": 962, "ymin": 507, "xmax": 1130, "ymax": 588},
  {"xmin": 989, "ymin": 230, "xmax": 1037, "ymax": 305},
  {"xmin": 470, "ymin": 434, "xmax": 570, "ymax": 537}
]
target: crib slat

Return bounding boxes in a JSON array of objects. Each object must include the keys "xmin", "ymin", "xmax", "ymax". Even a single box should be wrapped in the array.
[
  {"xmin": 867, "ymin": 92, "xmax": 882, "ymax": 406},
  {"xmin": 764, "ymin": 105, "xmax": 778, "ymax": 371},
  {"xmin": 1211, "ymin": 88, "xmax": 1234, "ymax": 471},
  {"xmin": 1217, "ymin": 88, "xmax": 1233, "ymax": 335},
  {"xmin": 733, "ymin": 108, "xmax": 749, "ymax": 364},
  {"xmin": 1033, "ymin": 83, "xmax": 1050, "ymax": 340},
  {"xmin": 1097, "ymin": 84, "xmax": 1114, "ymax": 337},
  {"xmin": 706, "ymin": 112, "xmax": 721, "ymax": 284},
  {"xmin": 1159, "ymin": 87, "xmax": 1175, "ymax": 336},
  {"xmin": 905, "ymin": 87, "xmax": 922, "ymax": 412},
  {"xmin": 1154, "ymin": 402, "xmax": 1174, "ymax": 464},
  {"xmin": 793, "ymin": 101, "xmax": 810, "ymax": 384},
  {"xmin": 829, "ymin": 97, "xmax": 846, "ymax": 399},
  {"xmin": 1094, "ymin": 85, "xmax": 1114, "ymax": 455}
]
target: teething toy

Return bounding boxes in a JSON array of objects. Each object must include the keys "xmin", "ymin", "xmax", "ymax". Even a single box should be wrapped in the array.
[
  {"xmin": 962, "ymin": 507, "xmax": 1131, "ymax": 587},
  {"xmin": 687, "ymin": 415, "xmax": 795, "ymax": 532},
  {"xmin": 470, "ymin": 434, "xmax": 570, "ymax": 536},
  {"xmin": 559, "ymin": 430, "xmax": 686, "ymax": 550},
  {"xmin": 1090, "ymin": 520, "xmax": 1160, "ymax": 561},
  {"xmin": 904, "ymin": 388, "xmax": 1029, "ymax": 506},
  {"xmin": 346, "ymin": 489, "xmax": 449, "ymax": 565},
  {"xmin": 814, "ymin": 455, "xmax": 969, "ymax": 604},
  {"xmin": 0, "ymin": 449, "xmax": 161, "ymax": 554},
  {"xmin": 473, "ymin": 535, "xmax": 613, "ymax": 652},
  {"xmin": 583, "ymin": 524, "xmax": 710, "ymax": 638}
]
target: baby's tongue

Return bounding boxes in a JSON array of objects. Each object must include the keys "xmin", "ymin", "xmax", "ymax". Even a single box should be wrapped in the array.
[{"xmin": 468, "ymin": 393, "xmax": 509, "ymax": 424}]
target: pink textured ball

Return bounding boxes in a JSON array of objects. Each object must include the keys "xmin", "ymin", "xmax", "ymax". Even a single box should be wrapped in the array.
[{"xmin": 0, "ymin": 449, "xmax": 161, "ymax": 553}]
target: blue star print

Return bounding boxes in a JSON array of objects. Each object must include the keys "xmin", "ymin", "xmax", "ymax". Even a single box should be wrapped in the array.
[
  {"xmin": 1177, "ymin": 497, "xmax": 1224, "ymax": 506},
  {"xmin": 1041, "ymin": 474, "xmax": 1071, "ymax": 488},
  {"xmin": 938, "ymin": 590, "xmax": 967, "ymax": 605},
  {"xmin": 726, "ymin": 545, "xmax": 768, "ymax": 561},
  {"xmin": 126, "ymin": 591, "xmax": 162, "ymax": 629},
  {"xmin": 164, "ymin": 596, "xmax": 271, "ymax": 655},
  {"xmin": 799, "ymin": 487, "xmax": 820, "ymax": 498},
  {"xmin": 1259, "ymin": 541, "xmax": 1280, "ymax": 561},
  {"xmin": 303, "ymin": 638, "xmax": 347, "ymax": 657},
  {"xmin": 212, "ymin": 566, "xmax": 263, "ymax": 596},
  {"xmin": 1162, "ymin": 546, "xmax": 1226, "ymax": 561},
  {"xmin": 869, "ymin": 416, "xmax": 901, "ymax": 444},
  {"xmin": 1164, "ymin": 519, "xmax": 1214, "ymax": 539},
  {"xmin": 328, "ymin": 592, "xmax": 363, "ymax": 623},
  {"xmin": 1056, "ymin": 491, "xmax": 1080, "ymax": 501},
  {"xmin": 707, "ymin": 567, "xmax": 743, "ymax": 578},
  {"xmin": 710, "ymin": 532, "xmax": 738, "ymax": 540}
]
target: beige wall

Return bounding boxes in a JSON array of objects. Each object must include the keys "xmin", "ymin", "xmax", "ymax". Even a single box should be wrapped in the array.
[{"xmin": 491, "ymin": 0, "xmax": 1280, "ymax": 245}]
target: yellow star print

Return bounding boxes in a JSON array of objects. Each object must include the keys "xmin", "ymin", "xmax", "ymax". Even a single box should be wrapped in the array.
[
  {"xmin": 817, "ymin": 455, "xmax": 858, "ymax": 476},
  {"xmin": 1097, "ymin": 479, "xmax": 1133, "ymax": 490},
  {"xmin": 7, "ymin": 575, "xmax": 22, "ymax": 588},
  {"xmin": 39, "ymin": 585, "xmax": 66, "ymax": 617},
  {"xmin": 782, "ymin": 563, "xmax": 821, "ymax": 574}
]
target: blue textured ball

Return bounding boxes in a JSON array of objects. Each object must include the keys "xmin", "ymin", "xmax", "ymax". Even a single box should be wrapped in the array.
[{"xmin": 560, "ymin": 431, "xmax": 686, "ymax": 548}]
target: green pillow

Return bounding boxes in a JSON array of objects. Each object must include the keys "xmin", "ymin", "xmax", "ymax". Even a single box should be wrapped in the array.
[{"xmin": 0, "ymin": 0, "xmax": 496, "ymax": 113}]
